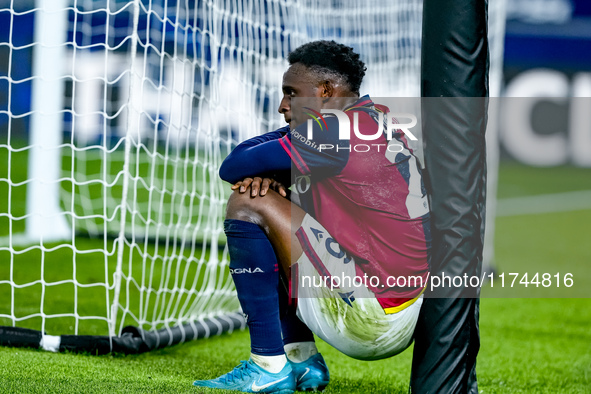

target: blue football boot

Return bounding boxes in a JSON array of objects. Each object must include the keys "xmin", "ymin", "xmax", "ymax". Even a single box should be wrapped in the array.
[
  {"xmin": 193, "ymin": 359, "xmax": 296, "ymax": 393},
  {"xmin": 289, "ymin": 353, "xmax": 330, "ymax": 392}
]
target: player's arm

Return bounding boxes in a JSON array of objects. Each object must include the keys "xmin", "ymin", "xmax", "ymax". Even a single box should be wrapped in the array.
[
  {"xmin": 229, "ymin": 116, "xmax": 350, "ymax": 197},
  {"xmin": 218, "ymin": 126, "xmax": 292, "ymax": 185},
  {"xmin": 220, "ymin": 116, "xmax": 349, "ymax": 196}
]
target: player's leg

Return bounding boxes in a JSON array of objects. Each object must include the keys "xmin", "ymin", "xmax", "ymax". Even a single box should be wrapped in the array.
[
  {"xmin": 226, "ymin": 189, "xmax": 422, "ymax": 360},
  {"xmin": 230, "ymin": 190, "xmax": 422, "ymax": 361},
  {"xmin": 194, "ymin": 188, "xmax": 325, "ymax": 393},
  {"xmin": 193, "ymin": 189, "xmax": 298, "ymax": 393},
  {"xmin": 224, "ymin": 188, "xmax": 329, "ymax": 391}
]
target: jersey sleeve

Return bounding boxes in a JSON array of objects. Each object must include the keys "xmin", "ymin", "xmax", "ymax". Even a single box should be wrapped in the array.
[
  {"xmin": 218, "ymin": 126, "xmax": 292, "ymax": 184},
  {"xmin": 278, "ymin": 116, "xmax": 349, "ymax": 178}
]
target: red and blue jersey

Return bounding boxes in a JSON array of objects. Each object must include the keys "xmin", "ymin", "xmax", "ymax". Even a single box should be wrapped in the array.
[{"xmin": 219, "ymin": 96, "xmax": 431, "ymax": 311}]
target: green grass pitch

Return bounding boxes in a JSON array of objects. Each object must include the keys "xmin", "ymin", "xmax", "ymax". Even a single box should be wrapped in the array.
[{"xmin": 1, "ymin": 155, "xmax": 590, "ymax": 392}]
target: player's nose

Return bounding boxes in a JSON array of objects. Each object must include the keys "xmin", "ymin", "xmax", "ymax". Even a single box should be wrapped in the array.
[{"xmin": 278, "ymin": 95, "xmax": 290, "ymax": 114}]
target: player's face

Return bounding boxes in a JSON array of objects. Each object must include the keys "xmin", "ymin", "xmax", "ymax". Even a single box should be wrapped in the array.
[{"xmin": 278, "ymin": 63, "xmax": 325, "ymax": 129}]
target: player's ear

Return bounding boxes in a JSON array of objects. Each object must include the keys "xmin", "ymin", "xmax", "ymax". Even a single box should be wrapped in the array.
[{"xmin": 320, "ymin": 80, "xmax": 334, "ymax": 99}]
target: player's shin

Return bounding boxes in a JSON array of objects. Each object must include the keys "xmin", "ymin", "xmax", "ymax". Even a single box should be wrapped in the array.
[{"xmin": 225, "ymin": 219, "xmax": 287, "ymax": 373}]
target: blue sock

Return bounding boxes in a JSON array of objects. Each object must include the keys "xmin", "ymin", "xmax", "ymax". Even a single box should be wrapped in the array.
[
  {"xmin": 279, "ymin": 280, "xmax": 315, "ymax": 345},
  {"xmin": 224, "ymin": 219, "xmax": 285, "ymax": 356}
]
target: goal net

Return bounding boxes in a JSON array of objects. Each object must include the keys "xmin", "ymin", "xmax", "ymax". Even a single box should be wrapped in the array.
[{"xmin": 0, "ymin": 0, "xmax": 506, "ymax": 351}]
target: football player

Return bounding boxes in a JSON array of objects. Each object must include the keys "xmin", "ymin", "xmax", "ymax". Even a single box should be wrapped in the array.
[{"xmin": 193, "ymin": 40, "xmax": 431, "ymax": 393}]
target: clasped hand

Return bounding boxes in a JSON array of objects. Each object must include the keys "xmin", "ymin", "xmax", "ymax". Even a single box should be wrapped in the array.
[{"xmin": 231, "ymin": 177, "xmax": 288, "ymax": 198}]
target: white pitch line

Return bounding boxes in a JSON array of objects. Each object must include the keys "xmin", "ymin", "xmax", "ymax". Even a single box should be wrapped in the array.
[{"xmin": 496, "ymin": 190, "xmax": 591, "ymax": 217}]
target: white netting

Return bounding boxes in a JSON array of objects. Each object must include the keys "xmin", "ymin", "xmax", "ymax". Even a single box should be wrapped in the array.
[{"xmin": 0, "ymin": 0, "xmax": 506, "ymax": 338}]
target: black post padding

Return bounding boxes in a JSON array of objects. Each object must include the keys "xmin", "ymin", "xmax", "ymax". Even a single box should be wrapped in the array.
[
  {"xmin": 421, "ymin": 1, "xmax": 489, "ymax": 98},
  {"xmin": 412, "ymin": 0, "xmax": 489, "ymax": 393},
  {"xmin": 0, "ymin": 313, "xmax": 245, "ymax": 355},
  {"xmin": 59, "ymin": 313, "xmax": 245, "ymax": 354},
  {"xmin": 59, "ymin": 334, "xmax": 117, "ymax": 355},
  {"xmin": 0, "ymin": 326, "xmax": 42, "ymax": 349},
  {"xmin": 118, "ymin": 312, "xmax": 246, "ymax": 352}
]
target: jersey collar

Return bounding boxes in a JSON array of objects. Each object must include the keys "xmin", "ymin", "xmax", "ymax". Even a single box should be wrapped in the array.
[{"xmin": 344, "ymin": 95, "xmax": 374, "ymax": 112}]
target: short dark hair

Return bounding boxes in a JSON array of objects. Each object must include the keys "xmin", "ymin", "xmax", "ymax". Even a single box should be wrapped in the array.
[{"xmin": 288, "ymin": 40, "xmax": 366, "ymax": 94}]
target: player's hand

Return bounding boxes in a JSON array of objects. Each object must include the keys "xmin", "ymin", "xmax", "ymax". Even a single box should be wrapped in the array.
[{"xmin": 231, "ymin": 177, "xmax": 288, "ymax": 198}]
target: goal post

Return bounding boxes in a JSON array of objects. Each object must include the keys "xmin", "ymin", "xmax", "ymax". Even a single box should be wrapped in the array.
[
  {"xmin": 0, "ymin": 0, "xmax": 508, "ymax": 353},
  {"xmin": 26, "ymin": 0, "xmax": 71, "ymax": 243}
]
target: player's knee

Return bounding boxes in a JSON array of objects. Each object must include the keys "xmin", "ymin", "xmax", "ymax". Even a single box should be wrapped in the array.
[{"xmin": 225, "ymin": 189, "xmax": 265, "ymax": 224}]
